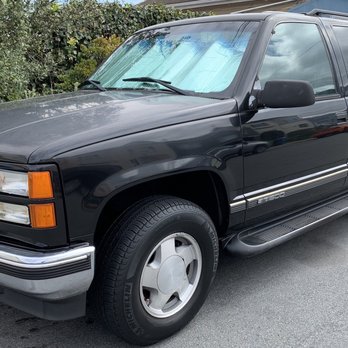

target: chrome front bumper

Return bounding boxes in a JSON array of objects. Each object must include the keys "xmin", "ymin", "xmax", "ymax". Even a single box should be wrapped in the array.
[{"xmin": 0, "ymin": 244, "xmax": 95, "ymax": 301}]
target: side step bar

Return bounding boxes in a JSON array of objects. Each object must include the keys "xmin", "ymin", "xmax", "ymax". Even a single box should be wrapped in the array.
[{"xmin": 226, "ymin": 195, "xmax": 348, "ymax": 257}]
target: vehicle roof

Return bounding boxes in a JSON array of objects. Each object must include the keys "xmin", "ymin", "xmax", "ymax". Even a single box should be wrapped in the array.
[{"xmin": 138, "ymin": 11, "xmax": 323, "ymax": 32}]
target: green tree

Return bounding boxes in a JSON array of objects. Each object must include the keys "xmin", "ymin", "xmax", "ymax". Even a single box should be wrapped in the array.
[
  {"xmin": 0, "ymin": 0, "xmax": 33, "ymax": 101},
  {"xmin": 59, "ymin": 35, "xmax": 123, "ymax": 91}
]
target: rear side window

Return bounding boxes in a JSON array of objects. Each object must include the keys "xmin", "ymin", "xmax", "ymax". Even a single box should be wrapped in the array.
[
  {"xmin": 259, "ymin": 23, "xmax": 336, "ymax": 97},
  {"xmin": 333, "ymin": 26, "xmax": 348, "ymax": 73}
]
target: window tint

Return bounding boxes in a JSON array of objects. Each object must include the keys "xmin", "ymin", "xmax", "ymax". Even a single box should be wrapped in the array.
[
  {"xmin": 333, "ymin": 26, "xmax": 348, "ymax": 73},
  {"xmin": 259, "ymin": 23, "xmax": 336, "ymax": 96}
]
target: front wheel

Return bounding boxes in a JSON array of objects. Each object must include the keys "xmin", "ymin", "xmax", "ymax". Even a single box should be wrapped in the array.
[{"xmin": 95, "ymin": 196, "xmax": 219, "ymax": 346}]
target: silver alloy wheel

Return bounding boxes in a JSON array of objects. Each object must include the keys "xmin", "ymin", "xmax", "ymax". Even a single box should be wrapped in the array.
[{"xmin": 140, "ymin": 232, "xmax": 202, "ymax": 318}]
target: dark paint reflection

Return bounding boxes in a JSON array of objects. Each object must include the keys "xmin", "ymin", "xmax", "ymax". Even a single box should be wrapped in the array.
[{"xmin": 243, "ymin": 113, "xmax": 343, "ymax": 152}]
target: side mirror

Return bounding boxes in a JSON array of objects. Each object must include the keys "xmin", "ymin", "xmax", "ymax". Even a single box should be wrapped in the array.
[{"xmin": 259, "ymin": 80, "xmax": 315, "ymax": 108}]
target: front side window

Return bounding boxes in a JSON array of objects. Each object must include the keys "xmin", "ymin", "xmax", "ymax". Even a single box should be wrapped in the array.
[
  {"xmin": 259, "ymin": 23, "xmax": 336, "ymax": 96},
  {"xmin": 91, "ymin": 21, "xmax": 259, "ymax": 96}
]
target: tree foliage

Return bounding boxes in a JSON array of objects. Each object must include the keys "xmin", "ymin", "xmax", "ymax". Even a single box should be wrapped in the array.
[
  {"xmin": 58, "ymin": 35, "xmax": 123, "ymax": 91},
  {"xmin": 0, "ymin": 0, "xmax": 209, "ymax": 102}
]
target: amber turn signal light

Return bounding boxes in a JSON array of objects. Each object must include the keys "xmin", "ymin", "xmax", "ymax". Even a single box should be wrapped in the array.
[
  {"xmin": 28, "ymin": 171, "xmax": 53, "ymax": 199},
  {"xmin": 29, "ymin": 203, "xmax": 56, "ymax": 228}
]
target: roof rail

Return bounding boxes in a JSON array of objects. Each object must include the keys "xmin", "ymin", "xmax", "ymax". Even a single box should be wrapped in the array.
[{"xmin": 307, "ymin": 8, "xmax": 348, "ymax": 20}]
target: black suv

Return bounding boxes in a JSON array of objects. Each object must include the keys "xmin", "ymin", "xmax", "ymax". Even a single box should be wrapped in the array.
[{"xmin": 1, "ymin": 9, "xmax": 348, "ymax": 345}]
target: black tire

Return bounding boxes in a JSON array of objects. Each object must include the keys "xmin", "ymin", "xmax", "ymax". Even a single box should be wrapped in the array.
[{"xmin": 94, "ymin": 196, "xmax": 219, "ymax": 346}]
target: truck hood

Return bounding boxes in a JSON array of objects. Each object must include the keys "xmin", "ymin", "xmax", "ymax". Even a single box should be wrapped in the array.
[{"xmin": 0, "ymin": 90, "xmax": 237, "ymax": 164}]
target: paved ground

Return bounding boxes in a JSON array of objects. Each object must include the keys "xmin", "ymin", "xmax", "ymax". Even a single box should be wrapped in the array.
[{"xmin": 1, "ymin": 217, "xmax": 348, "ymax": 348}]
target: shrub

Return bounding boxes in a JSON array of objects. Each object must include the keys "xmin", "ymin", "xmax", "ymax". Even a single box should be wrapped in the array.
[
  {"xmin": 0, "ymin": 0, "xmax": 32, "ymax": 101},
  {"xmin": 59, "ymin": 35, "xmax": 123, "ymax": 91}
]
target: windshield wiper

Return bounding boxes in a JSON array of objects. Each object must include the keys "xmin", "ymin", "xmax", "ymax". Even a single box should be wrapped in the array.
[
  {"xmin": 81, "ymin": 79, "xmax": 106, "ymax": 92},
  {"xmin": 122, "ymin": 77, "xmax": 189, "ymax": 96}
]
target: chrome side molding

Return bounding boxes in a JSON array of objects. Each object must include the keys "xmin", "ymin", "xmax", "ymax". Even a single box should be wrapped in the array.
[
  {"xmin": 230, "ymin": 164, "xmax": 348, "ymax": 212},
  {"xmin": 229, "ymin": 200, "xmax": 247, "ymax": 213}
]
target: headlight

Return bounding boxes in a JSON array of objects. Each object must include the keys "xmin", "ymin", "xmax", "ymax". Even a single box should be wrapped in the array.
[
  {"xmin": 0, "ymin": 169, "xmax": 55, "ymax": 228},
  {"xmin": 0, "ymin": 170, "xmax": 53, "ymax": 199},
  {"xmin": 0, "ymin": 202, "xmax": 30, "ymax": 225},
  {"xmin": 0, "ymin": 170, "xmax": 28, "ymax": 196}
]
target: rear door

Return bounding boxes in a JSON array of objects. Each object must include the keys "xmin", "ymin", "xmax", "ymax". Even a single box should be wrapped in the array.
[{"xmin": 241, "ymin": 21, "xmax": 348, "ymax": 226}]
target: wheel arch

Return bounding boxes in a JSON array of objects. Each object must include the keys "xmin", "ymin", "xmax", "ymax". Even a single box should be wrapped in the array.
[{"xmin": 94, "ymin": 170, "xmax": 230, "ymax": 247}]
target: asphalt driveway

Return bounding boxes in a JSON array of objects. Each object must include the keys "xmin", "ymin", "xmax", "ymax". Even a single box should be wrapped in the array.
[{"xmin": 1, "ymin": 217, "xmax": 348, "ymax": 348}]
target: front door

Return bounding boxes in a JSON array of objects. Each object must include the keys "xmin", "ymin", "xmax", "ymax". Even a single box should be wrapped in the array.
[{"xmin": 242, "ymin": 22, "xmax": 348, "ymax": 226}]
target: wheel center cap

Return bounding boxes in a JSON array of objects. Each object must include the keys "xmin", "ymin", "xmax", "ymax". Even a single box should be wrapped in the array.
[{"xmin": 157, "ymin": 256, "xmax": 186, "ymax": 294}]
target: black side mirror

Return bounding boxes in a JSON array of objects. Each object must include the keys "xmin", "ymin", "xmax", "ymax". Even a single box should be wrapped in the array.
[{"xmin": 259, "ymin": 80, "xmax": 315, "ymax": 108}]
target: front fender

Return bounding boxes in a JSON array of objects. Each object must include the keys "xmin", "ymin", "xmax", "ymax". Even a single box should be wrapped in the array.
[{"xmin": 54, "ymin": 114, "xmax": 243, "ymax": 241}]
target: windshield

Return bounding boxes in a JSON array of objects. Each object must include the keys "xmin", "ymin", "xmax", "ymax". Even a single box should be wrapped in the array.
[{"xmin": 91, "ymin": 21, "xmax": 259, "ymax": 96}]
